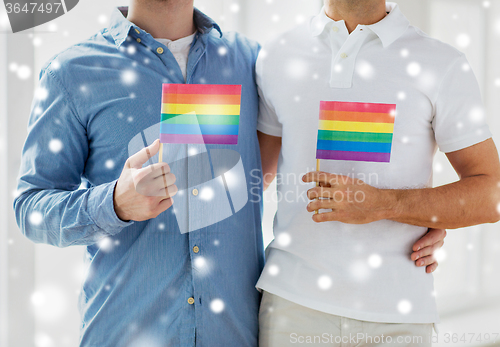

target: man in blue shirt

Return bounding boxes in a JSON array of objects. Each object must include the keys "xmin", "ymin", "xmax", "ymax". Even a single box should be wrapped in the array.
[{"xmin": 14, "ymin": 1, "xmax": 444, "ymax": 346}]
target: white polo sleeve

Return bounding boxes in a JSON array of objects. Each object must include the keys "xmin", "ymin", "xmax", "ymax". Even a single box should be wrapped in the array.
[
  {"xmin": 256, "ymin": 50, "xmax": 283, "ymax": 137},
  {"xmin": 432, "ymin": 54, "xmax": 492, "ymax": 153}
]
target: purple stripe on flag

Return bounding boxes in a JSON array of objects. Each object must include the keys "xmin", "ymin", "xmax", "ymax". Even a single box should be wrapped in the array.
[
  {"xmin": 316, "ymin": 149, "xmax": 391, "ymax": 163},
  {"xmin": 160, "ymin": 134, "xmax": 238, "ymax": 145}
]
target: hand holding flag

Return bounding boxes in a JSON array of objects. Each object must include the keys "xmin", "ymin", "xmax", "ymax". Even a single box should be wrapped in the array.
[{"xmin": 114, "ymin": 139, "xmax": 178, "ymax": 222}]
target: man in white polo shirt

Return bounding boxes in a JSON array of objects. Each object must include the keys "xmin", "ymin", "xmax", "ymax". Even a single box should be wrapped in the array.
[{"xmin": 256, "ymin": 1, "xmax": 500, "ymax": 346}]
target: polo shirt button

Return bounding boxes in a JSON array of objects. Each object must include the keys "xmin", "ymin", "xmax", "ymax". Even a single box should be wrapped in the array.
[
  {"xmin": 332, "ymin": 27, "xmax": 339, "ymax": 33},
  {"xmin": 192, "ymin": 188, "xmax": 199, "ymax": 196},
  {"xmin": 157, "ymin": 47, "xmax": 164, "ymax": 54},
  {"xmin": 136, "ymin": 38, "xmax": 141, "ymax": 43},
  {"xmin": 340, "ymin": 52, "xmax": 348, "ymax": 59},
  {"xmin": 188, "ymin": 297, "xmax": 195, "ymax": 305},
  {"xmin": 193, "ymin": 246, "xmax": 200, "ymax": 253}
]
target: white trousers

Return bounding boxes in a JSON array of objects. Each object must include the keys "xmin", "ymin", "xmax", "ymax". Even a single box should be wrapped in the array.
[{"xmin": 259, "ymin": 292, "xmax": 433, "ymax": 347}]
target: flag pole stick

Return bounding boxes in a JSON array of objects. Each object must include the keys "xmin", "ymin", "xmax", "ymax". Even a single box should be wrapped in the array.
[
  {"xmin": 315, "ymin": 158, "xmax": 320, "ymax": 214},
  {"xmin": 159, "ymin": 142, "xmax": 163, "ymax": 163}
]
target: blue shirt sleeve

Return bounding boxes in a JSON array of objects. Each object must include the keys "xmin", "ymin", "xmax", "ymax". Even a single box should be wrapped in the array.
[{"xmin": 13, "ymin": 64, "xmax": 133, "ymax": 248}]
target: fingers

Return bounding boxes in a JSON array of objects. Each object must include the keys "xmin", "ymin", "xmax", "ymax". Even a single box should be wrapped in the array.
[
  {"xmin": 307, "ymin": 187, "xmax": 345, "ymax": 200},
  {"xmin": 311, "ymin": 210, "xmax": 342, "ymax": 223},
  {"xmin": 426, "ymin": 262, "xmax": 438, "ymax": 273},
  {"xmin": 151, "ymin": 197, "xmax": 174, "ymax": 217},
  {"xmin": 134, "ymin": 162, "xmax": 171, "ymax": 182},
  {"xmin": 412, "ymin": 228, "xmax": 447, "ymax": 252},
  {"xmin": 135, "ymin": 173, "xmax": 178, "ymax": 197},
  {"xmin": 307, "ymin": 199, "xmax": 332, "ymax": 212},
  {"xmin": 127, "ymin": 139, "xmax": 161, "ymax": 169},
  {"xmin": 411, "ymin": 240, "xmax": 444, "ymax": 261},
  {"xmin": 414, "ymin": 254, "xmax": 439, "ymax": 273},
  {"xmin": 302, "ymin": 171, "xmax": 337, "ymax": 185},
  {"xmin": 157, "ymin": 183, "xmax": 178, "ymax": 198}
]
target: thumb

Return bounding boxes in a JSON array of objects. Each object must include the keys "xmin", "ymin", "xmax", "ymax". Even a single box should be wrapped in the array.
[{"xmin": 128, "ymin": 139, "xmax": 161, "ymax": 169}]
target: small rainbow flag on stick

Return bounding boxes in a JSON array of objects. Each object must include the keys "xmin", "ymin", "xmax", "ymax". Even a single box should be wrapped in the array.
[
  {"xmin": 316, "ymin": 101, "xmax": 396, "ymax": 163},
  {"xmin": 160, "ymin": 84, "xmax": 242, "ymax": 145}
]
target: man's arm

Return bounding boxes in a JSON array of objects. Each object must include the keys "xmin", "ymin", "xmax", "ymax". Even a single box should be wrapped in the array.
[
  {"xmin": 258, "ymin": 131, "xmax": 445, "ymax": 272},
  {"xmin": 14, "ymin": 66, "xmax": 176, "ymax": 247},
  {"xmin": 258, "ymin": 131, "xmax": 281, "ymax": 190},
  {"xmin": 304, "ymin": 138, "xmax": 500, "ymax": 228}
]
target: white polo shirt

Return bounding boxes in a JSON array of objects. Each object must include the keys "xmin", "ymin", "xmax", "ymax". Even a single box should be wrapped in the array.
[{"xmin": 256, "ymin": 3, "xmax": 491, "ymax": 323}]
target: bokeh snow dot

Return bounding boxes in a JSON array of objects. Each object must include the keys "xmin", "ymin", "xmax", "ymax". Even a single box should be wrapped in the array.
[
  {"xmin": 434, "ymin": 249, "xmax": 447, "ymax": 262},
  {"xmin": 286, "ymin": 59, "xmax": 308, "ymax": 79},
  {"xmin": 51, "ymin": 60, "xmax": 61, "ymax": 70},
  {"xmin": 229, "ymin": 3, "xmax": 240, "ymax": 13},
  {"xmin": 218, "ymin": 46, "xmax": 228, "ymax": 56},
  {"xmin": 34, "ymin": 332, "xmax": 54, "ymax": 347},
  {"xmin": 368, "ymin": 254, "xmax": 383, "ymax": 269},
  {"xmin": 317, "ymin": 275, "xmax": 332, "ymax": 290},
  {"xmin": 127, "ymin": 45, "xmax": 137, "ymax": 55},
  {"xmin": 98, "ymin": 237, "xmax": 113, "ymax": 252},
  {"xmin": 397, "ymin": 91, "xmax": 406, "ymax": 100},
  {"xmin": 199, "ymin": 187, "xmax": 214, "ymax": 201},
  {"xmin": 276, "ymin": 232, "xmax": 291, "ymax": 247},
  {"xmin": 122, "ymin": 70, "xmax": 138, "ymax": 85},
  {"xmin": 32, "ymin": 37, "xmax": 42, "ymax": 47},
  {"xmin": 356, "ymin": 60, "xmax": 374, "ymax": 79},
  {"xmin": 350, "ymin": 261, "xmax": 370, "ymax": 281},
  {"xmin": 268, "ymin": 264, "xmax": 280, "ymax": 276},
  {"xmin": 210, "ymin": 299, "xmax": 225, "ymax": 313},
  {"xmin": 29, "ymin": 211, "xmax": 43, "ymax": 226},
  {"xmin": 397, "ymin": 300, "xmax": 412, "ymax": 314},
  {"xmin": 407, "ymin": 62, "xmax": 421, "ymax": 77},
  {"xmin": 35, "ymin": 87, "xmax": 49, "ymax": 101},
  {"xmin": 49, "ymin": 139, "xmax": 63, "ymax": 153},
  {"xmin": 9, "ymin": 62, "xmax": 18, "ymax": 72},
  {"xmin": 98, "ymin": 14, "xmax": 108, "ymax": 24},
  {"xmin": 456, "ymin": 33, "xmax": 471, "ymax": 48},
  {"xmin": 469, "ymin": 107, "xmax": 485, "ymax": 123},
  {"xmin": 194, "ymin": 257, "xmax": 206, "ymax": 268},
  {"xmin": 105, "ymin": 159, "xmax": 115, "ymax": 169},
  {"xmin": 17, "ymin": 65, "xmax": 32, "ymax": 80}
]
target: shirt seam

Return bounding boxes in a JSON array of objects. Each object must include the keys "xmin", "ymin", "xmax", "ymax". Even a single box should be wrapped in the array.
[
  {"xmin": 438, "ymin": 127, "xmax": 491, "ymax": 153},
  {"xmin": 45, "ymin": 66, "xmax": 87, "ymax": 129},
  {"xmin": 430, "ymin": 54, "xmax": 464, "ymax": 118}
]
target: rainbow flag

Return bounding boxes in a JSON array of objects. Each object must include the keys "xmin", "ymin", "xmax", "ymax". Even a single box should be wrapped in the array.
[
  {"xmin": 316, "ymin": 101, "xmax": 396, "ymax": 163},
  {"xmin": 160, "ymin": 84, "xmax": 242, "ymax": 145}
]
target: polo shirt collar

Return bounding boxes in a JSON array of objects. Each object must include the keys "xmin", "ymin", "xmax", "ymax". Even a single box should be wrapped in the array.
[
  {"xmin": 108, "ymin": 6, "xmax": 222, "ymax": 47},
  {"xmin": 310, "ymin": 2, "xmax": 409, "ymax": 48},
  {"xmin": 368, "ymin": 3, "xmax": 409, "ymax": 47}
]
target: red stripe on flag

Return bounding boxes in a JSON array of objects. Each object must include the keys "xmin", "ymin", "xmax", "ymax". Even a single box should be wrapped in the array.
[
  {"xmin": 320, "ymin": 101, "xmax": 396, "ymax": 114},
  {"xmin": 162, "ymin": 84, "xmax": 242, "ymax": 95}
]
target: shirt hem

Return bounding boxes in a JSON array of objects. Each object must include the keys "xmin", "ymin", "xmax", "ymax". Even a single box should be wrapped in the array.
[
  {"xmin": 257, "ymin": 121, "xmax": 282, "ymax": 137},
  {"xmin": 439, "ymin": 129, "xmax": 491, "ymax": 153},
  {"xmin": 256, "ymin": 282, "xmax": 440, "ymax": 324}
]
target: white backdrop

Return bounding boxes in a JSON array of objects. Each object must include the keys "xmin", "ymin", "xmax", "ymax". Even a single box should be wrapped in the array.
[{"xmin": 1, "ymin": 1, "xmax": 500, "ymax": 346}]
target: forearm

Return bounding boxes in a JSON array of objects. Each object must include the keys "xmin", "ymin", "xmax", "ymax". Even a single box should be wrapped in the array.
[
  {"xmin": 257, "ymin": 131, "xmax": 281, "ymax": 190},
  {"xmin": 14, "ymin": 181, "xmax": 132, "ymax": 247},
  {"xmin": 386, "ymin": 175, "xmax": 500, "ymax": 229}
]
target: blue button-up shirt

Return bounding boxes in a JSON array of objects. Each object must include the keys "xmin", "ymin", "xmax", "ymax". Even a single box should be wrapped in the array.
[{"xmin": 14, "ymin": 7, "xmax": 264, "ymax": 347}]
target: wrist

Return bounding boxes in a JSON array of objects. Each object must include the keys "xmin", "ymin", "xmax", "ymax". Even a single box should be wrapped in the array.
[
  {"xmin": 379, "ymin": 189, "xmax": 401, "ymax": 220},
  {"xmin": 113, "ymin": 181, "xmax": 130, "ymax": 222}
]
